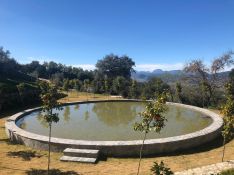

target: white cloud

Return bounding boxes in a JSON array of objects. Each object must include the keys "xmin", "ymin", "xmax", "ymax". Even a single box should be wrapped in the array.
[
  {"xmin": 21, "ymin": 57, "xmax": 234, "ymax": 72},
  {"xmin": 224, "ymin": 66, "xmax": 234, "ymax": 71},
  {"xmin": 74, "ymin": 63, "xmax": 184, "ymax": 72},
  {"xmin": 135, "ymin": 63, "xmax": 184, "ymax": 72},
  {"xmin": 74, "ymin": 64, "xmax": 96, "ymax": 70}
]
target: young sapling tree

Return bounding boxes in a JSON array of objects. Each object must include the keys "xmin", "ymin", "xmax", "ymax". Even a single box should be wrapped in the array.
[
  {"xmin": 134, "ymin": 92, "xmax": 168, "ymax": 175},
  {"xmin": 40, "ymin": 83, "xmax": 62, "ymax": 174}
]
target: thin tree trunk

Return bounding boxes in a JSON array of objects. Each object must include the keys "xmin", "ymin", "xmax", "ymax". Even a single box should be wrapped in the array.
[
  {"xmin": 201, "ymin": 88, "xmax": 205, "ymax": 108},
  {"xmin": 222, "ymin": 137, "xmax": 226, "ymax": 162},
  {"xmin": 137, "ymin": 132, "xmax": 147, "ymax": 175},
  {"xmin": 202, "ymin": 94, "xmax": 205, "ymax": 108},
  {"xmin": 170, "ymin": 92, "xmax": 174, "ymax": 102},
  {"xmin": 48, "ymin": 122, "xmax": 52, "ymax": 175},
  {"xmin": 67, "ymin": 91, "xmax": 69, "ymax": 102}
]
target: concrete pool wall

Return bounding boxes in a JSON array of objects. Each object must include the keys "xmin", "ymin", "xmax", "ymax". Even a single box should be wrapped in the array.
[{"xmin": 5, "ymin": 100, "xmax": 223, "ymax": 157}]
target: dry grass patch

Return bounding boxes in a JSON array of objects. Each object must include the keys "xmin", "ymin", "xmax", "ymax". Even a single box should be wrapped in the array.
[{"xmin": 58, "ymin": 91, "xmax": 123, "ymax": 103}]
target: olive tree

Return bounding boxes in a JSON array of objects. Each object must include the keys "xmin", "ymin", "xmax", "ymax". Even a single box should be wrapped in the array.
[
  {"xmin": 40, "ymin": 83, "xmax": 62, "ymax": 174},
  {"xmin": 184, "ymin": 60, "xmax": 211, "ymax": 107},
  {"xmin": 134, "ymin": 92, "xmax": 168, "ymax": 175},
  {"xmin": 184, "ymin": 51, "xmax": 233, "ymax": 107}
]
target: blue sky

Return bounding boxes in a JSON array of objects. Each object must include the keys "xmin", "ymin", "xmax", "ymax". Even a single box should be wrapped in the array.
[{"xmin": 0, "ymin": 0, "xmax": 234, "ymax": 71}]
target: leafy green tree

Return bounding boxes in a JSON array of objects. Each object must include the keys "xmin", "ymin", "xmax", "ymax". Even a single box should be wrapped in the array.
[
  {"xmin": 130, "ymin": 80, "xmax": 138, "ymax": 99},
  {"xmin": 44, "ymin": 61, "xmax": 59, "ymax": 78},
  {"xmin": 200, "ymin": 80, "xmax": 211, "ymax": 107},
  {"xmin": 63, "ymin": 79, "xmax": 69, "ymax": 92},
  {"xmin": 23, "ymin": 61, "xmax": 47, "ymax": 78},
  {"xmin": 17, "ymin": 83, "xmax": 27, "ymax": 105},
  {"xmin": 40, "ymin": 83, "xmax": 62, "ymax": 174},
  {"xmin": 96, "ymin": 54, "xmax": 135, "ymax": 79},
  {"xmin": 92, "ymin": 70, "xmax": 104, "ymax": 93},
  {"xmin": 221, "ymin": 77, "xmax": 234, "ymax": 162},
  {"xmin": 112, "ymin": 76, "xmax": 129, "ymax": 96},
  {"xmin": 51, "ymin": 73, "xmax": 64, "ymax": 87},
  {"xmin": 142, "ymin": 77, "xmax": 170, "ymax": 100},
  {"xmin": 0, "ymin": 47, "xmax": 19, "ymax": 76},
  {"xmin": 175, "ymin": 82, "xmax": 182, "ymax": 103},
  {"xmin": 74, "ymin": 79, "xmax": 82, "ymax": 96},
  {"xmin": 134, "ymin": 93, "xmax": 168, "ymax": 175},
  {"xmin": 104, "ymin": 75, "xmax": 109, "ymax": 95},
  {"xmin": 15, "ymin": 83, "xmax": 40, "ymax": 107},
  {"xmin": 84, "ymin": 79, "xmax": 90, "ymax": 100},
  {"xmin": 21, "ymin": 58, "xmax": 94, "ymax": 81},
  {"xmin": 74, "ymin": 79, "xmax": 81, "ymax": 91}
]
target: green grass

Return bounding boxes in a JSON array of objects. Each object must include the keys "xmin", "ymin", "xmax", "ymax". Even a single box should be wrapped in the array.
[
  {"xmin": 0, "ymin": 78, "xmax": 38, "ymax": 93},
  {"xmin": 220, "ymin": 169, "xmax": 234, "ymax": 175}
]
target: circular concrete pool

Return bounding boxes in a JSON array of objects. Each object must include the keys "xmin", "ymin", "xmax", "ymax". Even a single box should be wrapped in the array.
[{"xmin": 5, "ymin": 100, "xmax": 223, "ymax": 157}]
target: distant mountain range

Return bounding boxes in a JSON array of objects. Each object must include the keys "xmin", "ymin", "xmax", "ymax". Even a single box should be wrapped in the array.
[
  {"xmin": 131, "ymin": 69, "xmax": 230, "ymax": 84},
  {"xmin": 132, "ymin": 69, "xmax": 183, "ymax": 82},
  {"xmin": 151, "ymin": 69, "xmax": 182, "ymax": 75}
]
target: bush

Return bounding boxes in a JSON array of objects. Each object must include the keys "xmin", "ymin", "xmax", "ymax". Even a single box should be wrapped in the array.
[
  {"xmin": 151, "ymin": 161, "xmax": 174, "ymax": 175},
  {"xmin": 219, "ymin": 168, "xmax": 234, "ymax": 175},
  {"xmin": 0, "ymin": 80, "xmax": 41, "ymax": 112}
]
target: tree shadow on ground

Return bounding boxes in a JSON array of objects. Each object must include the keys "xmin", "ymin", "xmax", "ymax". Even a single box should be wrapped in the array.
[
  {"xmin": 0, "ymin": 138, "xmax": 9, "ymax": 142},
  {"xmin": 7, "ymin": 150, "xmax": 42, "ymax": 161},
  {"xmin": 26, "ymin": 169, "xmax": 80, "ymax": 175},
  {"xmin": 0, "ymin": 165, "xmax": 26, "ymax": 172},
  {"xmin": 3, "ymin": 138, "xmax": 23, "ymax": 145}
]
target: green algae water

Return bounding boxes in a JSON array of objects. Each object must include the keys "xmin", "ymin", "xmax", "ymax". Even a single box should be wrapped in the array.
[{"xmin": 16, "ymin": 101, "xmax": 212, "ymax": 141}]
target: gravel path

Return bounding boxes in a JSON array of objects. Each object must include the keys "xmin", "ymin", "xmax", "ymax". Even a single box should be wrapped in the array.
[{"xmin": 175, "ymin": 160, "xmax": 234, "ymax": 175}]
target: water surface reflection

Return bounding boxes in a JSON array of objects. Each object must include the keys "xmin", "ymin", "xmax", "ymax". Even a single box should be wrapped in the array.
[{"xmin": 16, "ymin": 102, "xmax": 212, "ymax": 141}]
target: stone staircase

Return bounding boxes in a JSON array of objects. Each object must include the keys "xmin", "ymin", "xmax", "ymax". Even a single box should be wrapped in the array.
[{"xmin": 60, "ymin": 148, "xmax": 100, "ymax": 164}]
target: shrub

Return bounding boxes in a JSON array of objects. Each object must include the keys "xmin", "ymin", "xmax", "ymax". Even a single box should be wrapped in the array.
[{"xmin": 151, "ymin": 161, "xmax": 174, "ymax": 175}]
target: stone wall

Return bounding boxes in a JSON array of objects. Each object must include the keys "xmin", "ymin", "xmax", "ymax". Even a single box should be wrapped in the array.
[{"xmin": 5, "ymin": 100, "xmax": 223, "ymax": 157}]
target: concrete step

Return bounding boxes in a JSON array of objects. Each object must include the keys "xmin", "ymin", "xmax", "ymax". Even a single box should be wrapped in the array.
[
  {"xmin": 63, "ymin": 148, "xmax": 99, "ymax": 158},
  {"xmin": 60, "ymin": 155, "xmax": 97, "ymax": 164}
]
